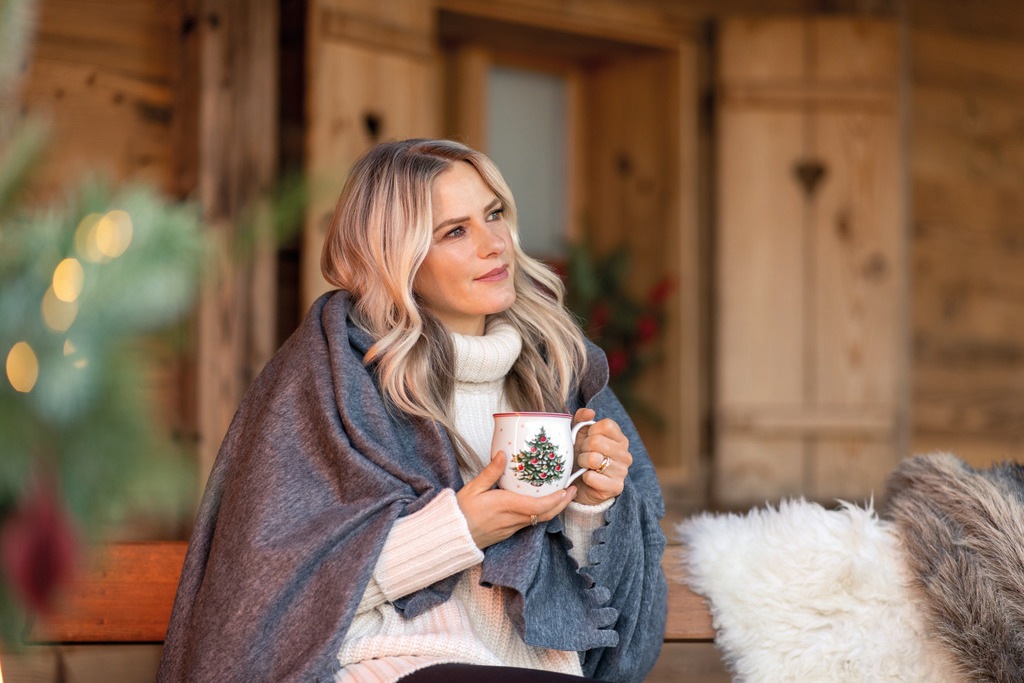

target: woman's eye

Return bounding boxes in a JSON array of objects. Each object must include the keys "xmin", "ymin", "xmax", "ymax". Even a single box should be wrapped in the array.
[
  {"xmin": 444, "ymin": 226, "xmax": 466, "ymax": 239},
  {"xmin": 486, "ymin": 207, "xmax": 505, "ymax": 222}
]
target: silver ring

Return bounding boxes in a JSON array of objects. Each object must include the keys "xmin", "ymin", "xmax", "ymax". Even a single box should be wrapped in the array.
[
  {"xmin": 594, "ymin": 456, "xmax": 611, "ymax": 475},
  {"xmin": 530, "ymin": 514, "xmax": 538, "ymax": 526}
]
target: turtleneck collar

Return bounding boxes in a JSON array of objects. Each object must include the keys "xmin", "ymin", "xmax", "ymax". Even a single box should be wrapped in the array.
[{"xmin": 451, "ymin": 317, "xmax": 522, "ymax": 384}]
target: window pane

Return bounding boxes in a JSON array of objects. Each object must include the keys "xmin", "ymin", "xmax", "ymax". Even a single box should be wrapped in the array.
[{"xmin": 486, "ymin": 65, "xmax": 567, "ymax": 259}]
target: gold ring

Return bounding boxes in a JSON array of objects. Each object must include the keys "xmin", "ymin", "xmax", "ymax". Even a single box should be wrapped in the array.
[
  {"xmin": 594, "ymin": 456, "xmax": 611, "ymax": 475},
  {"xmin": 530, "ymin": 514, "xmax": 538, "ymax": 526}
]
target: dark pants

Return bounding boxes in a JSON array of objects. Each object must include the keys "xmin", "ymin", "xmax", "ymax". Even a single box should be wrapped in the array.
[{"xmin": 401, "ymin": 663, "xmax": 590, "ymax": 682}]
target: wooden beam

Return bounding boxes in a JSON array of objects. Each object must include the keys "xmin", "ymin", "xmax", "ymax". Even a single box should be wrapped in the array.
[{"xmin": 194, "ymin": 0, "xmax": 280, "ymax": 492}]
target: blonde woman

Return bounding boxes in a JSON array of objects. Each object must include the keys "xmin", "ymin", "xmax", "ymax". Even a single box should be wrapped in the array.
[{"xmin": 159, "ymin": 139, "xmax": 667, "ymax": 683}]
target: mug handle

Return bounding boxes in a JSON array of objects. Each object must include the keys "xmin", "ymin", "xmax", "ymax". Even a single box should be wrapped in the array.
[{"xmin": 565, "ymin": 420, "xmax": 596, "ymax": 486}]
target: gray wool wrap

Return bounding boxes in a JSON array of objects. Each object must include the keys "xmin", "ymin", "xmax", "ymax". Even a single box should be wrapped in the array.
[{"xmin": 157, "ymin": 290, "xmax": 667, "ymax": 683}]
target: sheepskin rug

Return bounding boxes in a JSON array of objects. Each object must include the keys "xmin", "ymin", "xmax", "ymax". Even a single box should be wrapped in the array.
[{"xmin": 674, "ymin": 499, "xmax": 961, "ymax": 682}]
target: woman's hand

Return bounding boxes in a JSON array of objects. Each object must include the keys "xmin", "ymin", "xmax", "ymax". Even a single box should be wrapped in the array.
[
  {"xmin": 570, "ymin": 408, "xmax": 633, "ymax": 506},
  {"xmin": 456, "ymin": 452, "xmax": 577, "ymax": 550}
]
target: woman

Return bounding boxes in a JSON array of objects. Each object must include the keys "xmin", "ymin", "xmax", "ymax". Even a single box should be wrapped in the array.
[{"xmin": 158, "ymin": 139, "xmax": 667, "ymax": 683}]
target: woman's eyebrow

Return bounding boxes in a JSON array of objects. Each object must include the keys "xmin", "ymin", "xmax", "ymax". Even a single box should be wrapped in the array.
[{"xmin": 433, "ymin": 197, "xmax": 501, "ymax": 233}]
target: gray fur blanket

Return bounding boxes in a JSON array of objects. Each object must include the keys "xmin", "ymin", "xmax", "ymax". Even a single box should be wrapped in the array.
[{"xmin": 883, "ymin": 453, "xmax": 1024, "ymax": 681}]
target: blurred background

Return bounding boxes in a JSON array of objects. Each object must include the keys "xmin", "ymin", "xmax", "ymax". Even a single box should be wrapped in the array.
[{"xmin": 3, "ymin": 0, "xmax": 1023, "ymax": 679}]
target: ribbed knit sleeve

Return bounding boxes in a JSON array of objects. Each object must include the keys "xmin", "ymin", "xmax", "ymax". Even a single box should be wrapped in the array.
[
  {"xmin": 356, "ymin": 488, "xmax": 484, "ymax": 614},
  {"xmin": 562, "ymin": 498, "xmax": 615, "ymax": 567}
]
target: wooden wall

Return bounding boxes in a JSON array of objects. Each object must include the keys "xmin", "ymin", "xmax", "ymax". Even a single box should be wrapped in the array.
[
  {"xmin": 18, "ymin": 0, "xmax": 1024, "ymax": 515},
  {"xmin": 22, "ymin": 0, "xmax": 181, "ymax": 197},
  {"xmin": 906, "ymin": 2, "xmax": 1024, "ymax": 467}
]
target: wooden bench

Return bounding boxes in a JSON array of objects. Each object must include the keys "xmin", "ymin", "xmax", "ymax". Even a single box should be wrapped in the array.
[{"xmin": 29, "ymin": 541, "xmax": 714, "ymax": 645}]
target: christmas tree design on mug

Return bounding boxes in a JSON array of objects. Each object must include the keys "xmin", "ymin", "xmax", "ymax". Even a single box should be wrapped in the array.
[{"xmin": 509, "ymin": 427, "xmax": 566, "ymax": 487}]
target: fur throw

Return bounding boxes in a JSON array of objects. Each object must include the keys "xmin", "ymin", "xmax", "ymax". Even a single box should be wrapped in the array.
[
  {"xmin": 676, "ymin": 498, "xmax": 957, "ymax": 682},
  {"xmin": 675, "ymin": 452, "xmax": 1024, "ymax": 682},
  {"xmin": 884, "ymin": 453, "xmax": 1024, "ymax": 681}
]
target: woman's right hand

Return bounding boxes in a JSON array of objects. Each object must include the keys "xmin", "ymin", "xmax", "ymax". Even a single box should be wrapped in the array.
[{"xmin": 456, "ymin": 452, "xmax": 577, "ymax": 549}]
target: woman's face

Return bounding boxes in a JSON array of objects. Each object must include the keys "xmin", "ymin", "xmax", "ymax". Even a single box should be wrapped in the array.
[{"xmin": 413, "ymin": 162, "xmax": 516, "ymax": 335}]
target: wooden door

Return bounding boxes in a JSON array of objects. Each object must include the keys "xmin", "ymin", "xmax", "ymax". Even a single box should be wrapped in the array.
[
  {"xmin": 303, "ymin": 0, "xmax": 441, "ymax": 306},
  {"xmin": 714, "ymin": 18, "xmax": 908, "ymax": 506}
]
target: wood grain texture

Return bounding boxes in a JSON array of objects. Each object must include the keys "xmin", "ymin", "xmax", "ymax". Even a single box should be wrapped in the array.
[
  {"xmin": 22, "ymin": 541, "xmax": 714, "ymax": 645},
  {"xmin": 714, "ymin": 17, "xmax": 907, "ymax": 506},
  {"xmin": 910, "ymin": 25, "xmax": 1024, "ymax": 462},
  {"xmin": 29, "ymin": 543, "xmax": 187, "ymax": 644}
]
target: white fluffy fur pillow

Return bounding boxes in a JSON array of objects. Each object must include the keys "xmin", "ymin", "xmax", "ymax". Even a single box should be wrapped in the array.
[{"xmin": 674, "ymin": 499, "xmax": 960, "ymax": 682}]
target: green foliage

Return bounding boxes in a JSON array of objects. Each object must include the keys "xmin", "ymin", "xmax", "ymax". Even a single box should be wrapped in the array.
[
  {"xmin": 564, "ymin": 242, "xmax": 673, "ymax": 427},
  {"xmin": 0, "ymin": 179, "xmax": 206, "ymax": 512},
  {"xmin": 0, "ymin": 174, "xmax": 207, "ymax": 642},
  {"xmin": 0, "ymin": 0, "xmax": 208, "ymax": 642}
]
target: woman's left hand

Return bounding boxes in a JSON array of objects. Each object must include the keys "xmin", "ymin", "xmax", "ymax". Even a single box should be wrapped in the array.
[{"xmin": 571, "ymin": 408, "xmax": 633, "ymax": 506}]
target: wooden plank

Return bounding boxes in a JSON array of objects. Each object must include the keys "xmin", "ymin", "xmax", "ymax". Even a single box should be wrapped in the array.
[
  {"xmin": 813, "ymin": 107, "xmax": 905, "ymax": 411},
  {"xmin": 719, "ymin": 406, "xmax": 895, "ymax": 436},
  {"xmin": 318, "ymin": 0, "xmax": 435, "ymax": 57},
  {"xmin": 304, "ymin": 1, "xmax": 440, "ymax": 307},
  {"xmin": 29, "ymin": 543, "xmax": 186, "ymax": 644},
  {"xmin": 912, "ymin": 431, "xmax": 1024, "ymax": 470},
  {"xmin": 811, "ymin": 18, "xmax": 900, "ymax": 84},
  {"xmin": 435, "ymin": 0, "xmax": 696, "ymax": 48},
  {"xmin": 194, "ymin": 0, "xmax": 279, "ymax": 491},
  {"xmin": 664, "ymin": 548, "xmax": 715, "ymax": 642},
  {"xmin": 911, "ymin": 26, "xmax": 1024, "ymax": 90},
  {"xmin": 668, "ymin": 40, "xmax": 705, "ymax": 494},
  {"xmin": 717, "ymin": 18, "xmax": 808, "ymax": 86},
  {"xmin": 809, "ymin": 438, "xmax": 895, "ymax": 502},
  {"xmin": 714, "ymin": 434, "xmax": 806, "ymax": 506},
  {"xmin": 60, "ymin": 644, "xmax": 163, "ymax": 683},
  {"xmin": 444, "ymin": 43, "xmax": 489, "ymax": 150},
  {"xmin": 909, "ymin": 0, "xmax": 1024, "ymax": 44},
  {"xmin": 646, "ymin": 642, "xmax": 730, "ymax": 682},
  {"xmin": 664, "ymin": 580, "xmax": 715, "ymax": 642},
  {"xmin": 22, "ymin": 24, "xmax": 177, "ymax": 197},
  {"xmin": 22, "ymin": 541, "xmax": 714, "ymax": 645},
  {"xmin": 719, "ymin": 84, "xmax": 896, "ymax": 110},
  {"xmin": 716, "ymin": 105, "xmax": 805, "ymax": 407},
  {"xmin": 0, "ymin": 646, "xmax": 59, "ymax": 683},
  {"xmin": 909, "ymin": 24, "xmax": 1024, "ymax": 461},
  {"xmin": 33, "ymin": 0, "xmax": 178, "ymax": 82}
]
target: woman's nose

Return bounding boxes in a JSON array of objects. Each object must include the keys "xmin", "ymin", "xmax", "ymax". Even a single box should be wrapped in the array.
[{"xmin": 477, "ymin": 224, "xmax": 507, "ymax": 257}]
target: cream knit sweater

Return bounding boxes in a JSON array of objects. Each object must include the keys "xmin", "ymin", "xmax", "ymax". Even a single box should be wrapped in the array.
[{"xmin": 334, "ymin": 320, "xmax": 612, "ymax": 682}]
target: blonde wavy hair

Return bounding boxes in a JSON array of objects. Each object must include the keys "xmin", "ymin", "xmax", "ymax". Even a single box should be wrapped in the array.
[{"xmin": 321, "ymin": 139, "xmax": 588, "ymax": 469}]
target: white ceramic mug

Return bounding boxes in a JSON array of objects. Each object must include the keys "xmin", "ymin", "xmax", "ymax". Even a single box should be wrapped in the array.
[{"xmin": 492, "ymin": 412, "xmax": 596, "ymax": 497}]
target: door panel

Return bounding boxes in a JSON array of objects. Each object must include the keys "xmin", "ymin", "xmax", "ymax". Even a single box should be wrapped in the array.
[{"xmin": 714, "ymin": 17, "xmax": 907, "ymax": 507}]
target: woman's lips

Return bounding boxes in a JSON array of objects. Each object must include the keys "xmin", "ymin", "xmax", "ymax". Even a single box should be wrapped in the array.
[{"xmin": 476, "ymin": 266, "xmax": 509, "ymax": 282}]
